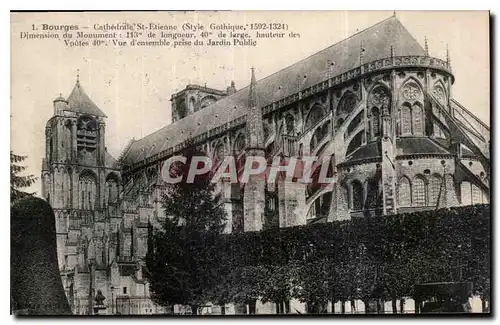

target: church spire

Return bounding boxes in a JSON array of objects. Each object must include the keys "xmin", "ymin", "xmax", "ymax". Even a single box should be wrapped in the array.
[
  {"xmin": 248, "ymin": 66, "xmax": 257, "ymax": 108},
  {"xmin": 76, "ymin": 69, "xmax": 80, "ymax": 84},
  {"xmin": 424, "ymin": 36, "xmax": 429, "ymax": 56}
]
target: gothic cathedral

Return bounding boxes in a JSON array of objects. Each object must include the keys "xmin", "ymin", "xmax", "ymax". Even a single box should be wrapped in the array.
[{"xmin": 41, "ymin": 16, "xmax": 490, "ymax": 315}]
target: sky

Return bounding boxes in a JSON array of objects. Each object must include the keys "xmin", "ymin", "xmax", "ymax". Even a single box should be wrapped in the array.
[{"xmin": 10, "ymin": 11, "xmax": 490, "ymax": 195}]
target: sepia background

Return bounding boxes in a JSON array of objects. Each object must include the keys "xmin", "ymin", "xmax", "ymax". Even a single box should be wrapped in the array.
[{"xmin": 10, "ymin": 10, "xmax": 490, "ymax": 196}]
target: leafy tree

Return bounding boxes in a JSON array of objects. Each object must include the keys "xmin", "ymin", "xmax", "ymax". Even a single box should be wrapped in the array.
[
  {"xmin": 202, "ymin": 263, "xmax": 233, "ymax": 315},
  {"xmin": 11, "ymin": 151, "xmax": 37, "ymax": 203},
  {"xmin": 261, "ymin": 263, "xmax": 296, "ymax": 314},
  {"xmin": 146, "ymin": 144, "xmax": 227, "ymax": 314},
  {"xmin": 327, "ymin": 253, "xmax": 355, "ymax": 314},
  {"xmin": 228, "ymin": 265, "xmax": 268, "ymax": 314},
  {"xmin": 292, "ymin": 260, "xmax": 329, "ymax": 313}
]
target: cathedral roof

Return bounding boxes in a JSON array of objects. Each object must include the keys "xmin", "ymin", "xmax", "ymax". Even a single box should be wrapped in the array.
[
  {"xmin": 121, "ymin": 16, "xmax": 425, "ymax": 166},
  {"xmin": 66, "ymin": 80, "xmax": 107, "ymax": 117},
  {"xmin": 396, "ymin": 137, "xmax": 452, "ymax": 156},
  {"xmin": 105, "ymin": 150, "xmax": 120, "ymax": 169},
  {"xmin": 349, "ymin": 142, "xmax": 381, "ymax": 161}
]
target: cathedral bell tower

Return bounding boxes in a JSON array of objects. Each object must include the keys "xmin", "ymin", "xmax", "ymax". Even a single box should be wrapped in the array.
[
  {"xmin": 42, "ymin": 75, "xmax": 108, "ymax": 211},
  {"xmin": 41, "ymin": 74, "xmax": 114, "ymax": 275}
]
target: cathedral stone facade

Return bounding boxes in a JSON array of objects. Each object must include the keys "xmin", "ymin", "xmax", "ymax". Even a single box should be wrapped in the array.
[{"xmin": 41, "ymin": 16, "xmax": 490, "ymax": 315}]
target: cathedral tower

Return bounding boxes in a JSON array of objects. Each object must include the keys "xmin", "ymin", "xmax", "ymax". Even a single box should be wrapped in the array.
[
  {"xmin": 42, "ymin": 76, "xmax": 110, "ymax": 213},
  {"xmin": 41, "ymin": 76, "xmax": 122, "ymax": 314}
]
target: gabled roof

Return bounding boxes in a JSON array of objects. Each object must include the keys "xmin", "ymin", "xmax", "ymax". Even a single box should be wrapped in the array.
[
  {"xmin": 66, "ymin": 80, "xmax": 107, "ymax": 117},
  {"xmin": 121, "ymin": 16, "xmax": 425, "ymax": 166}
]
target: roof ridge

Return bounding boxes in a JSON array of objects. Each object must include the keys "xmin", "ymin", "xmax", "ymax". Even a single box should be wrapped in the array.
[
  {"xmin": 118, "ymin": 138, "xmax": 136, "ymax": 163},
  {"xmin": 122, "ymin": 15, "xmax": 426, "ymax": 166},
  {"xmin": 129, "ymin": 15, "xmax": 400, "ymax": 143},
  {"xmin": 213, "ymin": 15, "xmax": 400, "ymax": 97}
]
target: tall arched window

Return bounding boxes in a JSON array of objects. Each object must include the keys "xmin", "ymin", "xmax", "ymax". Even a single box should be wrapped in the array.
[
  {"xmin": 413, "ymin": 103, "xmax": 424, "ymax": 135},
  {"xmin": 189, "ymin": 97, "xmax": 197, "ymax": 112},
  {"xmin": 428, "ymin": 175, "xmax": 442, "ymax": 206},
  {"xmin": 367, "ymin": 86, "xmax": 391, "ymax": 138},
  {"xmin": 106, "ymin": 173, "xmax": 119, "ymax": 204},
  {"xmin": 64, "ymin": 120, "xmax": 72, "ymax": 153},
  {"xmin": 177, "ymin": 102, "xmax": 187, "ymax": 119},
  {"xmin": 371, "ymin": 107, "xmax": 380, "ymax": 137},
  {"xmin": 401, "ymin": 103, "xmax": 412, "ymax": 135},
  {"xmin": 61, "ymin": 170, "xmax": 65, "ymax": 207},
  {"xmin": 413, "ymin": 176, "xmax": 426, "ymax": 206},
  {"xmin": 79, "ymin": 171, "xmax": 97, "ymax": 210},
  {"xmin": 234, "ymin": 133, "xmax": 245, "ymax": 154},
  {"xmin": 351, "ymin": 180, "xmax": 364, "ymax": 211},
  {"xmin": 398, "ymin": 176, "xmax": 411, "ymax": 206},
  {"xmin": 63, "ymin": 170, "xmax": 73, "ymax": 208},
  {"xmin": 400, "ymin": 81, "xmax": 424, "ymax": 136},
  {"xmin": 285, "ymin": 114, "xmax": 295, "ymax": 135}
]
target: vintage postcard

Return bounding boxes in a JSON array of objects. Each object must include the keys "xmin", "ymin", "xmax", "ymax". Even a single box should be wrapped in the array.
[{"xmin": 10, "ymin": 11, "xmax": 490, "ymax": 315}]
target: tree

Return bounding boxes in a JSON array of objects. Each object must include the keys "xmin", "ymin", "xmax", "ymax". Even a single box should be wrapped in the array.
[
  {"xmin": 228, "ymin": 265, "xmax": 268, "ymax": 314},
  {"xmin": 11, "ymin": 151, "xmax": 37, "ymax": 203},
  {"xmin": 146, "ymin": 143, "xmax": 227, "ymax": 314},
  {"xmin": 327, "ymin": 253, "xmax": 355, "ymax": 314},
  {"xmin": 292, "ymin": 260, "xmax": 329, "ymax": 313},
  {"xmin": 261, "ymin": 263, "xmax": 295, "ymax": 314}
]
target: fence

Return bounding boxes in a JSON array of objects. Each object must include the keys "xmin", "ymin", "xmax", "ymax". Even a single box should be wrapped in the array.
[{"xmin": 115, "ymin": 296, "xmax": 169, "ymax": 315}]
